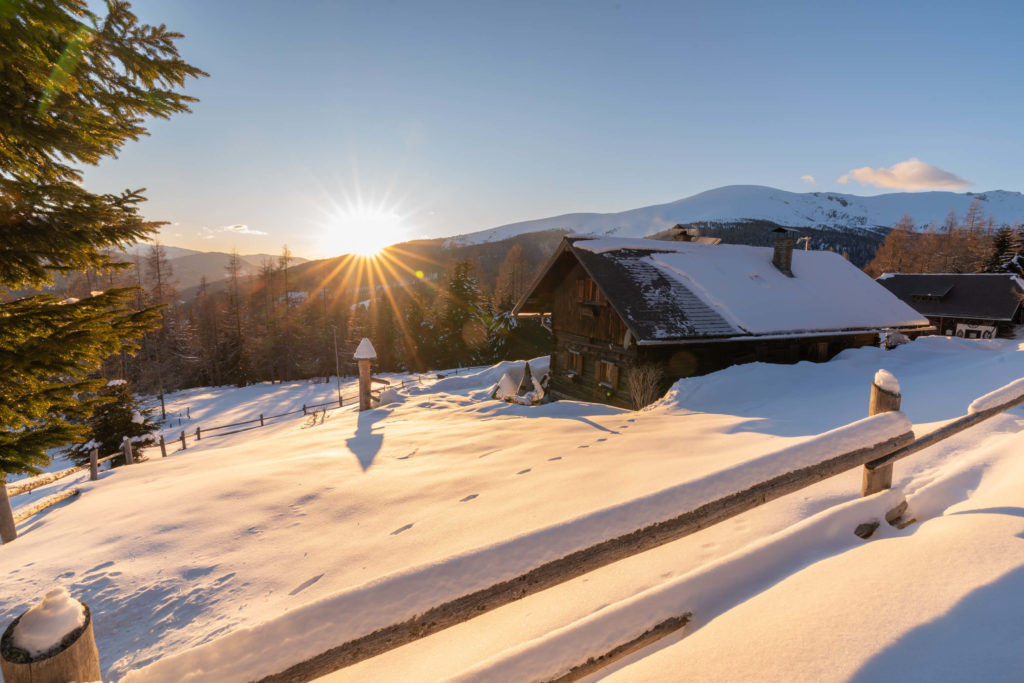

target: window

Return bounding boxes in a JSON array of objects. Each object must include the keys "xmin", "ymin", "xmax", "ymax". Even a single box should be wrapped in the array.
[
  {"xmin": 597, "ymin": 360, "xmax": 619, "ymax": 390},
  {"xmin": 567, "ymin": 350, "xmax": 583, "ymax": 377},
  {"xmin": 575, "ymin": 278, "xmax": 607, "ymax": 305}
]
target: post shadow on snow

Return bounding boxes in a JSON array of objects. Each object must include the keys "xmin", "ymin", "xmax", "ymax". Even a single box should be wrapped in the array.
[
  {"xmin": 345, "ymin": 407, "xmax": 394, "ymax": 472},
  {"xmin": 848, "ymin": 563, "xmax": 1024, "ymax": 682}
]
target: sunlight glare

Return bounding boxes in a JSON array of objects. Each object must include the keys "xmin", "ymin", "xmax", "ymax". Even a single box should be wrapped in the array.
[{"xmin": 323, "ymin": 202, "xmax": 408, "ymax": 257}]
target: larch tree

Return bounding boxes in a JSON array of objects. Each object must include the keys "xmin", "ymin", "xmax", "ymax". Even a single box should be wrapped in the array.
[{"xmin": 0, "ymin": 0, "xmax": 205, "ymax": 477}]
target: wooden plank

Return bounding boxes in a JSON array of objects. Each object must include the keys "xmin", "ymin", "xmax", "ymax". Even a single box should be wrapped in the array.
[
  {"xmin": 13, "ymin": 489, "xmax": 80, "ymax": 525},
  {"xmin": 257, "ymin": 430, "xmax": 912, "ymax": 683},
  {"xmin": 547, "ymin": 613, "xmax": 691, "ymax": 683},
  {"xmin": 866, "ymin": 390, "xmax": 1024, "ymax": 473},
  {"xmin": 6, "ymin": 465, "xmax": 84, "ymax": 497}
]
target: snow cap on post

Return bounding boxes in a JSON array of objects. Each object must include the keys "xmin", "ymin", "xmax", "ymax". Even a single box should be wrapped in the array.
[{"xmin": 353, "ymin": 338, "xmax": 376, "ymax": 361}]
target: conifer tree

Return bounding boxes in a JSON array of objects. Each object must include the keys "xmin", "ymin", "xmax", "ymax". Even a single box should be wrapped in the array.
[
  {"xmin": 64, "ymin": 380, "xmax": 157, "ymax": 467},
  {"xmin": 0, "ymin": 1, "xmax": 205, "ymax": 475}
]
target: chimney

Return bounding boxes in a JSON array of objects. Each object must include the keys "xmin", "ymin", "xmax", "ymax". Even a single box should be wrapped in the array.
[{"xmin": 771, "ymin": 227, "xmax": 795, "ymax": 277}]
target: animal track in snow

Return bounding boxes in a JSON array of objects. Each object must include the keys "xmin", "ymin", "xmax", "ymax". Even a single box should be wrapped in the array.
[
  {"xmin": 391, "ymin": 523, "xmax": 414, "ymax": 535},
  {"xmin": 460, "ymin": 494, "xmax": 479, "ymax": 502},
  {"xmin": 516, "ymin": 469, "xmax": 532, "ymax": 475}
]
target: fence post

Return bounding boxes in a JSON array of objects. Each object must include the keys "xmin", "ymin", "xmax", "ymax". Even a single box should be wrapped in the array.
[
  {"xmin": 862, "ymin": 371, "xmax": 902, "ymax": 496},
  {"xmin": 302, "ymin": 404, "xmax": 306, "ymax": 416},
  {"xmin": 354, "ymin": 337, "xmax": 377, "ymax": 411},
  {"xmin": 0, "ymin": 591, "xmax": 102, "ymax": 683},
  {"xmin": 122, "ymin": 436, "xmax": 134, "ymax": 465},
  {"xmin": 89, "ymin": 448, "xmax": 99, "ymax": 481},
  {"xmin": 159, "ymin": 435, "xmax": 167, "ymax": 458},
  {"xmin": 195, "ymin": 426, "xmax": 201, "ymax": 441},
  {"xmin": 187, "ymin": 407, "xmax": 190, "ymax": 419},
  {"xmin": 260, "ymin": 413, "xmax": 264, "ymax": 427},
  {"xmin": 180, "ymin": 431, "xmax": 186, "ymax": 450},
  {"xmin": 0, "ymin": 479, "xmax": 16, "ymax": 544}
]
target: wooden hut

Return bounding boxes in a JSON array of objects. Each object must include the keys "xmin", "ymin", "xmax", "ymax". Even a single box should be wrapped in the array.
[{"xmin": 514, "ymin": 234, "xmax": 931, "ymax": 408}]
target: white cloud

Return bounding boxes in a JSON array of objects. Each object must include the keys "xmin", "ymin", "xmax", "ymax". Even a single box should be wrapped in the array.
[
  {"xmin": 800, "ymin": 174, "xmax": 815, "ymax": 184},
  {"xmin": 838, "ymin": 158, "xmax": 971, "ymax": 191},
  {"xmin": 222, "ymin": 224, "xmax": 268, "ymax": 236}
]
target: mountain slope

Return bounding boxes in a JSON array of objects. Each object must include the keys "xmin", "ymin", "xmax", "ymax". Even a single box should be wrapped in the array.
[{"xmin": 449, "ymin": 185, "xmax": 1024, "ymax": 245}]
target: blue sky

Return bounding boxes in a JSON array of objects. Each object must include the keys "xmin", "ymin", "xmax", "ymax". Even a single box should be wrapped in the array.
[{"xmin": 83, "ymin": 0, "xmax": 1024, "ymax": 257}]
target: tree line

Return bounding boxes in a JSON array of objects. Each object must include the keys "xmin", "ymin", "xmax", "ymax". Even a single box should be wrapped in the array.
[
  {"xmin": 864, "ymin": 199, "xmax": 1024, "ymax": 277},
  {"xmin": 55, "ymin": 242, "xmax": 551, "ymax": 404}
]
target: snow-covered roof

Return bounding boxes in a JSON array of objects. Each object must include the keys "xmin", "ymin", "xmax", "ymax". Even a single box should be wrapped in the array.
[{"xmin": 518, "ymin": 236, "xmax": 931, "ymax": 342}]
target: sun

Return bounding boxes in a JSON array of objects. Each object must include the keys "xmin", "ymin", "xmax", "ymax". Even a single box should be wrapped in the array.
[{"xmin": 322, "ymin": 202, "xmax": 408, "ymax": 257}]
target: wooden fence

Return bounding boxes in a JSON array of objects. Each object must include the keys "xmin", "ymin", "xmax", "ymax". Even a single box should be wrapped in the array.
[
  {"xmin": 1, "ymin": 375, "xmax": 425, "ymax": 543},
  {"xmin": 256, "ymin": 373, "xmax": 1024, "ymax": 683}
]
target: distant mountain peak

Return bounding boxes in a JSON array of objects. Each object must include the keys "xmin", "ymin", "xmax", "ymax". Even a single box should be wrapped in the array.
[{"xmin": 448, "ymin": 185, "xmax": 1024, "ymax": 246}]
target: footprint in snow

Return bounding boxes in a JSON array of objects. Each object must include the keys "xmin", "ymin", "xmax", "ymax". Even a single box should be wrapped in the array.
[
  {"xmin": 548, "ymin": 456, "xmax": 562, "ymax": 461},
  {"xmin": 460, "ymin": 494, "xmax": 479, "ymax": 502},
  {"xmin": 516, "ymin": 469, "xmax": 531, "ymax": 475},
  {"xmin": 478, "ymin": 449, "xmax": 501, "ymax": 459},
  {"xmin": 391, "ymin": 523, "xmax": 414, "ymax": 535},
  {"xmin": 596, "ymin": 437, "xmax": 607, "ymax": 443},
  {"xmin": 578, "ymin": 445, "xmax": 589, "ymax": 449}
]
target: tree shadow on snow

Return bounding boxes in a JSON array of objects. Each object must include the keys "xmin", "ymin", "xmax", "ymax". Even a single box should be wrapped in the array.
[
  {"xmin": 849, "ymin": 563, "xmax": 1024, "ymax": 682},
  {"xmin": 345, "ymin": 408, "xmax": 392, "ymax": 472}
]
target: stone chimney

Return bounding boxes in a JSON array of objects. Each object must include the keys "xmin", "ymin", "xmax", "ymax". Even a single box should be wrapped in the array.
[{"xmin": 771, "ymin": 228, "xmax": 795, "ymax": 277}]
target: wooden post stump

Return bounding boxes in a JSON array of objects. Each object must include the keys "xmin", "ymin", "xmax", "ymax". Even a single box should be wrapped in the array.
[
  {"xmin": 89, "ymin": 448, "xmax": 99, "ymax": 481},
  {"xmin": 0, "ymin": 480, "xmax": 16, "ymax": 544},
  {"xmin": 260, "ymin": 413, "xmax": 264, "ymax": 427},
  {"xmin": 862, "ymin": 371, "xmax": 902, "ymax": 496},
  {"xmin": 180, "ymin": 430, "xmax": 186, "ymax": 450},
  {"xmin": 353, "ymin": 337, "xmax": 377, "ymax": 412},
  {"xmin": 122, "ymin": 436, "xmax": 134, "ymax": 465},
  {"xmin": 159, "ymin": 435, "xmax": 167, "ymax": 458},
  {"xmin": 0, "ymin": 596, "xmax": 101, "ymax": 683},
  {"xmin": 195, "ymin": 426, "xmax": 201, "ymax": 442}
]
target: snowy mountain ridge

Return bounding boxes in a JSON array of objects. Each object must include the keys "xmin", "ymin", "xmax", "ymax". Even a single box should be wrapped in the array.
[{"xmin": 448, "ymin": 185, "xmax": 1024, "ymax": 245}]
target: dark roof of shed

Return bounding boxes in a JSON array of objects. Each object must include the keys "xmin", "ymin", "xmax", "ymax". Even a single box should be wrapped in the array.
[{"xmin": 876, "ymin": 274, "xmax": 1024, "ymax": 322}]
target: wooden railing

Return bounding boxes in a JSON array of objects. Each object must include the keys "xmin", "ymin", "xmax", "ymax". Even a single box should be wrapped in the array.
[
  {"xmin": 173, "ymin": 375, "xmax": 422, "ymax": 450},
  {"xmin": 256, "ymin": 373, "xmax": 1024, "ymax": 683},
  {"xmin": 1, "ymin": 375, "xmax": 426, "ymax": 543}
]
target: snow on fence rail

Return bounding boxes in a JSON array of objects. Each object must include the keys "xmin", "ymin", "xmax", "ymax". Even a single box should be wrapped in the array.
[{"xmin": 188, "ymin": 373, "xmax": 1021, "ymax": 683}]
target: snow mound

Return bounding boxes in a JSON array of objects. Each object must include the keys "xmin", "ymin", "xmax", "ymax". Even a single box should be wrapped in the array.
[
  {"xmin": 423, "ymin": 357, "xmax": 550, "ymax": 397},
  {"xmin": 12, "ymin": 587, "xmax": 85, "ymax": 657},
  {"xmin": 874, "ymin": 369, "xmax": 900, "ymax": 394}
]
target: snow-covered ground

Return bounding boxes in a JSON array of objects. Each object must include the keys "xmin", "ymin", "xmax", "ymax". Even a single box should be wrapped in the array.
[{"xmin": 2, "ymin": 337, "xmax": 1023, "ymax": 682}]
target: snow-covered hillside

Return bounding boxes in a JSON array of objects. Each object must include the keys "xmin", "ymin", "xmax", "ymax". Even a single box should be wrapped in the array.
[
  {"xmin": 449, "ymin": 185, "xmax": 1024, "ymax": 245},
  {"xmin": 2, "ymin": 338, "xmax": 1023, "ymax": 682}
]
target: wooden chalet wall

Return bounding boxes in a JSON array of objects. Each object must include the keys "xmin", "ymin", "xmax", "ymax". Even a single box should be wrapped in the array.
[{"xmin": 548, "ymin": 263, "xmax": 636, "ymax": 409}]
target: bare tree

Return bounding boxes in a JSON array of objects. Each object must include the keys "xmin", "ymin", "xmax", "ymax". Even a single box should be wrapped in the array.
[{"xmin": 627, "ymin": 363, "xmax": 664, "ymax": 410}]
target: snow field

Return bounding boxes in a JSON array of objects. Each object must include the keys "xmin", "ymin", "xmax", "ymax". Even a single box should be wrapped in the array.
[{"xmin": 1, "ymin": 339, "xmax": 1022, "ymax": 682}]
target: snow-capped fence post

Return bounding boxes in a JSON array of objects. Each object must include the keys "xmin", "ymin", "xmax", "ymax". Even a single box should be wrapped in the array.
[
  {"xmin": 89, "ymin": 448, "xmax": 99, "ymax": 481},
  {"xmin": 862, "ymin": 370, "xmax": 902, "ymax": 496},
  {"xmin": 0, "ymin": 589, "xmax": 102, "ymax": 683},
  {"xmin": 121, "ymin": 436, "xmax": 134, "ymax": 465},
  {"xmin": 159, "ymin": 435, "xmax": 167, "ymax": 458},
  {"xmin": 0, "ymin": 480, "xmax": 16, "ymax": 544},
  {"xmin": 354, "ymin": 337, "xmax": 377, "ymax": 412}
]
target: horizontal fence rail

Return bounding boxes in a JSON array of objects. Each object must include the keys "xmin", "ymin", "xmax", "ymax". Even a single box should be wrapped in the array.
[
  {"xmin": 257, "ymin": 374, "xmax": 1024, "ymax": 683},
  {"xmin": 173, "ymin": 375, "xmax": 423, "ymax": 450}
]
